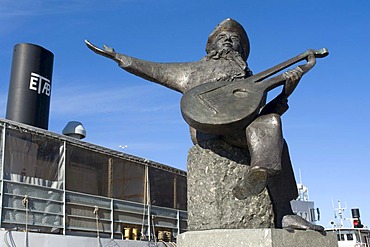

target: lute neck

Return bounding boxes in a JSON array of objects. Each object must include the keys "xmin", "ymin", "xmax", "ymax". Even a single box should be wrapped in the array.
[{"xmin": 250, "ymin": 48, "xmax": 329, "ymax": 83}]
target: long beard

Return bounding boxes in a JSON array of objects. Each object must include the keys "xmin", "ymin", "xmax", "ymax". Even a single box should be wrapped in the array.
[{"xmin": 203, "ymin": 48, "xmax": 252, "ymax": 77}]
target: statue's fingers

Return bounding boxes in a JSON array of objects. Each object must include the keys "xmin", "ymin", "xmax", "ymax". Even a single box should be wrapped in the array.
[
  {"xmin": 84, "ymin": 40, "xmax": 115, "ymax": 59},
  {"xmin": 85, "ymin": 40, "xmax": 99, "ymax": 50},
  {"xmin": 103, "ymin": 45, "xmax": 115, "ymax": 53},
  {"xmin": 85, "ymin": 40, "xmax": 106, "ymax": 54}
]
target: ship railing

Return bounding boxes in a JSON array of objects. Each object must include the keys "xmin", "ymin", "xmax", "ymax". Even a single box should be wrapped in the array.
[{"xmin": 0, "ymin": 180, "xmax": 187, "ymax": 241}]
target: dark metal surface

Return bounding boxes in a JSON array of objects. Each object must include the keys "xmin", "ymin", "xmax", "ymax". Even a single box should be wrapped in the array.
[
  {"xmin": 180, "ymin": 48, "xmax": 329, "ymax": 135},
  {"xmin": 6, "ymin": 43, "xmax": 54, "ymax": 130},
  {"xmin": 86, "ymin": 18, "xmax": 328, "ymax": 231}
]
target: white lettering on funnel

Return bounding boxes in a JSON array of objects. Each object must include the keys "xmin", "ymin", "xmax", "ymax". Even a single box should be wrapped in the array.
[{"xmin": 29, "ymin": 72, "xmax": 51, "ymax": 96}]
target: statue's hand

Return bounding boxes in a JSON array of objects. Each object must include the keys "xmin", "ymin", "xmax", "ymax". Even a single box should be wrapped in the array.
[
  {"xmin": 282, "ymin": 67, "xmax": 304, "ymax": 97},
  {"xmin": 85, "ymin": 40, "xmax": 116, "ymax": 59},
  {"xmin": 260, "ymin": 94, "xmax": 289, "ymax": 116},
  {"xmin": 84, "ymin": 40, "xmax": 131, "ymax": 67}
]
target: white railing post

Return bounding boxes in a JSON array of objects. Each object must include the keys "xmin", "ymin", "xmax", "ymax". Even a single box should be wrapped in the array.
[
  {"xmin": 110, "ymin": 198, "xmax": 114, "ymax": 239},
  {"xmin": 0, "ymin": 127, "xmax": 6, "ymax": 228},
  {"xmin": 62, "ymin": 141, "xmax": 67, "ymax": 235},
  {"xmin": 147, "ymin": 204, "xmax": 151, "ymax": 241},
  {"xmin": 177, "ymin": 210, "xmax": 180, "ymax": 235}
]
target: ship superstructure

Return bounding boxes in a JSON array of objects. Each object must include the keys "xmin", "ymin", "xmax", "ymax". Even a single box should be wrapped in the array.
[
  {"xmin": 0, "ymin": 42, "xmax": 188, "ymax": 246},
  {"xmin": 0, "ymin": 118, "xmax": 187, "ymax": 246},
  {"xmin": 325, "ymin": 201, "xmax": 370, "ymax": 247},
  {"xmin": 290, "ymin": 174, "xmax": 320, "ymax": 224}
]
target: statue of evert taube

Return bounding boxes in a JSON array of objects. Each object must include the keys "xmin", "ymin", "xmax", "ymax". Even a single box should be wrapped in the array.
[{"xmin": 86, "ymin": 18, "xmax": 328, "ymax": 232}]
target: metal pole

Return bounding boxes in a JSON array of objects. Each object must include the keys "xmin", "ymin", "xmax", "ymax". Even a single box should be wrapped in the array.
[
  {"xmin": 146, "ymin": 165, "xmax": 151, "ymax": 242},
  {"xmin": 0, "ymin": 126, "xmax": 6, "ymax": 228},
  {"xmin": 147, "ymin": 204, "xmax": 151, "ymax": 242},
  {"xmin": 62, "ymin": 141, "xmax": 66, "ymax": 235},
  {"xmin": 110, "ymin": 198, "xmax": 114, "ymax": 239},
  {"xmin": 177, "ymin": 210, "xmax": 180, "ymax": 236}
]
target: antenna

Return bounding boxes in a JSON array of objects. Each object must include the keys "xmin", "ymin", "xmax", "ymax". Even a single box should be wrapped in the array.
[
  {"xmin": 296, "ymin": 168, "xmax": 309, "ymax": 201},
  {"xmin": 333, "ymin": 200, "xmax": 347, "ymax": 228}
]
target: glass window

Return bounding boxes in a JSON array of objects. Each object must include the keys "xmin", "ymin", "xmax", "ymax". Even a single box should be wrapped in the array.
[
  {"xmin": 4, "ymin": 129, "xmax": 64, "ymax": 188},
  {"xmin": 304, "ymin": 212, "xmax": 308, "ymax": 220},
  {"xmin": 147, "ymin": 169, "xmax": 187, "ymax": 210},
  {"xmin": 310, "ymin": 208, "xmax": 316, "ymax": 222},
  {"xmin": 337, "ymin": 234, "xmax": 345, "ymax": 241},
  {"xmin": 149, "ymin": 167, "xmax": 174, "ymax": 208},
  {"xmin": 65, "ymin": 144, "xmax": 109, "ymax": 196},
  {"xmin": 65, "ymin": 142, "xmax": 185, "ymax": 209},
  {"xmin": 346, "ymin": 234, "xmax": 353, "ymax": 241},
  {"xmin": 176, "ymin": 174, "xmax": 187, "ymax": 210},
  {"xmin": 111, "ymin": 158, "xmax": 145, "ymax": 203}
]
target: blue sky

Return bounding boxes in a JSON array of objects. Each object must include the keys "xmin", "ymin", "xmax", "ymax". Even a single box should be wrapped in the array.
[{"xmin": 1, "ymin": 0, "xmax": 369, "ymax": 228}]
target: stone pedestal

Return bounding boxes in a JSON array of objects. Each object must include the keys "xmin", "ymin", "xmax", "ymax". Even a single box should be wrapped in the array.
[
  {"xmin": 187, "ymin": 140, "xmax": 274, "ymax": 230},
  {"xmin": 177, "ymin": 229, "xmax": 338, "ymax": 247}
]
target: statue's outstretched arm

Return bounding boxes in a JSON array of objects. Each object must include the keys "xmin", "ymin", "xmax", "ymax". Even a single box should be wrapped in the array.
[{"xmin": 85, "ymin": 40, "xmax": 191, "ymax": 93}]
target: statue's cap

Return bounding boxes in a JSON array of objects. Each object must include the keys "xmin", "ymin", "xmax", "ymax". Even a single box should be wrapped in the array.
[{"xmin": 206, "ymin": 18, "xmax": 250, "ymax": 60}]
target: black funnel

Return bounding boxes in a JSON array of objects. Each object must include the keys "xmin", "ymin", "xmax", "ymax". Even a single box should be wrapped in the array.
[
  {"xmin": 6, "ymin": 43, "xmax": 54, "ymax": 129},
  {"xmin": 352, "ymin": 208, "xmax": 361, "ymax": 219}
]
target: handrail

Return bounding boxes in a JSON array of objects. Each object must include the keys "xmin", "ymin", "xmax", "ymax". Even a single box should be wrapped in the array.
[{"xmin": 0, "ymin": 180, "xmax": 187, "ymax": 239}]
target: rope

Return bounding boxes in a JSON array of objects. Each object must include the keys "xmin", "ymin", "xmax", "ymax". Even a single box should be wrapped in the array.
[
  {"xmin": 151, "ymin": 215, "xmax": 157, "ymax": 245},
  {"xmin": 141, "ymin": 167, "xmax": 149, "ymax": 240},
  {"xmin": 159, "ymin": 240, "xmax": 177, "ymax": 247},
  {"xmin": 21, "ymin": 195, "xmax": 29, "ymax": 247},
  {"xmin": 4, "ymin": 230, "xmax": 13, "ymax": 247},
  {"xmin": 159, "ymin": 237, "xmax": 177, "ymax": 247},
  {"xmin": 140, "ymin": 203, "xmax": 146, "ymax": 239},
  {"xmin": 93, "ymin": 206, "xmax": 100, "ymax": 247}
]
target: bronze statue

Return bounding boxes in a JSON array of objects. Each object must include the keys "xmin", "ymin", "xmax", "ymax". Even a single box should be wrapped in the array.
[{"xmin": 85, "ymin": 18, "xmax": 327, "ymax": 231}]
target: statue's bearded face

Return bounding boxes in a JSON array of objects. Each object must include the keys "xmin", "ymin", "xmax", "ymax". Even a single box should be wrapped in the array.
[{"xmin": 213, "ymin": 31, "xmax": 244, "ymax": 56}]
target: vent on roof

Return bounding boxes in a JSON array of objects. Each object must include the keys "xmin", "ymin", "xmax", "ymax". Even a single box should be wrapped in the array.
[{"xmin": 62, "ymin": 121, "xmax": 86, "ymax": 139}]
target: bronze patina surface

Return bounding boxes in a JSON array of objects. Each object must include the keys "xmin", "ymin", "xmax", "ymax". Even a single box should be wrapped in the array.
[{"xmin": 86, "ymin": 18, "xmax": 328, "ymax": 231}]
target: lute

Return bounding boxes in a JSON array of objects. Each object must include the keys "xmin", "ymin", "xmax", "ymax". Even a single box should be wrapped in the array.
[{"xmin": 180, "ymin": 48, "xmax": 329, "ymax": 135}]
